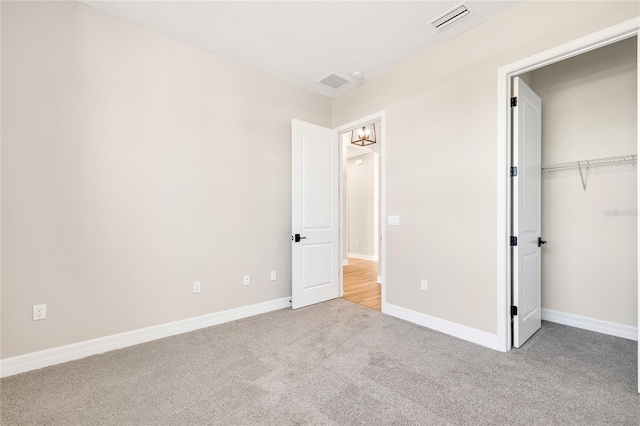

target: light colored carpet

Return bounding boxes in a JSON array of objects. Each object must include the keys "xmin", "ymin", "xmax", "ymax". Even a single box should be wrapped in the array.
[{"xmin": 1, "ymin": 298, "xmax": 639, "ymax": 425}]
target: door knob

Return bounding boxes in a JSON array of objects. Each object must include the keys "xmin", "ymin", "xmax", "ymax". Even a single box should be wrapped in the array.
[
  {"xmin": 293, "ymin": 234, "xmax": 306, "ymax": 243},
  {"xmin": 538, "ymin": 237, "xmax": 547, "ymax": 247}
]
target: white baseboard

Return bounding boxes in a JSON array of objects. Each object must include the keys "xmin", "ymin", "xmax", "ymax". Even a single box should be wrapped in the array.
[
  {"xmin": 343, "ymin": 259, "xmax": 349, "ymax": 266},
  {"xmin": 0, "ymin": 297, "xmax": 292, "ymax": 378},
  {"xmin": 377, "ymin": 275, "xmax": 382, "ymax": 284},
  {"xmin": 383, "ymin": 303, "xmax": 502, "ymax": 351},
  {"xmin": 347, "ymin": 253, "xmax": 378, "ymax": 261},
  {"xmin": 542, "ymin": 308, "xmax": 638, "ymax": 341}
]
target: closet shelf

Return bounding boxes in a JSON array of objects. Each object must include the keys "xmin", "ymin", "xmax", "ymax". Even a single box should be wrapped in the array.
[
  {"xmin": 541, "ymin": 154, "xmax": 637, "ymax": 171},
  {"xmin": 541, "ymin": 154, "xmax": 637, "ymax": 194}
]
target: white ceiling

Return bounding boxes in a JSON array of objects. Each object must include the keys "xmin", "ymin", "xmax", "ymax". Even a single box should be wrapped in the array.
[{"xmin": 81, "ymin": 1, "xmax": 520, "ymax": 97}]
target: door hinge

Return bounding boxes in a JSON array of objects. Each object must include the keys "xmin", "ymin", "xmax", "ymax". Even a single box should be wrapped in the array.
[
  {"xmin": 511, "ymin": 306, "xmax": 518, "ymax": 316},
  {"xmin": 511, "ymin": 97, "xmax": 518, "ymax": 107},
  {"xmin": 510, "ymin": 236, "xmax": 517, "ymax": 246},
  {"xmin": 510, "ymin": 166, "xmax": 518, "ymax": 177}
]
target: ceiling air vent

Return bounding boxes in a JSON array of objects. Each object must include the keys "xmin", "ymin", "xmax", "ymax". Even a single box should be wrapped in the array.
[
  {"xmin": 430, "ymin": 3, "xmax": 470, "ymax": 31},
  {"xmin": 318, "ymin": 74, "xmax": 350, "ymax": 90}
]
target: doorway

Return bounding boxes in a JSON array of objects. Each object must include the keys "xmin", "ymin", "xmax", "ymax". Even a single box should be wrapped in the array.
[
  {"xmin": 290, "ymin": 112, "xmax": 387, "ymax": 312},
  {"xmin": 341, "ymin": 127, "xmax": 381, "ymax": 310},
  {"xmin": 514, "ymin": 37, "xmax": 638, "ymax": 348},
  {"xmin": 498, "ymin": 19, "xmax": 639, "ymax": 391},
  {"xmin": 337, "ymin": 111, "xmax": 387, "ymax": 312}
]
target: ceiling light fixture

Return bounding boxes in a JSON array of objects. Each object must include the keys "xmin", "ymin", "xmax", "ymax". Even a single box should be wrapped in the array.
[{"xmin": 351, "ymin": 123, "xmax": 376, "ymax": 147}]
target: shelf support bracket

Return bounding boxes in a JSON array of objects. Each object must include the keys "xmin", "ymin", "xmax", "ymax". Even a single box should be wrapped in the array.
[{"xmin": 578, "ymin": 162, "xmax": 589, "ymax": 194}]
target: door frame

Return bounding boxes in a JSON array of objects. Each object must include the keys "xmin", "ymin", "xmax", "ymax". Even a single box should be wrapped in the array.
[
  {"xmin": 335, "ymin": 111, "xmax": 387, "ymax": 311},
  {"xmin": 496, "ymin": 18, "xmax": 640, "ymax": 390}
]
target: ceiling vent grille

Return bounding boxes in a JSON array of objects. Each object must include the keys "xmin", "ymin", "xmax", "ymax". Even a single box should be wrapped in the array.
[
  {"xmin": 430, "ymin": 3, "xmax": 470, "ymax": 31},
  {"xmin": 318, "ymin": 74, "xmax": 350, "ymax": 90}
]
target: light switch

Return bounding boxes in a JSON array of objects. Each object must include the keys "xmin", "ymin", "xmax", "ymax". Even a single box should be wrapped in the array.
[{"xmin": 388, "ymin": 216, "xmax": 400, "ymax": 226}]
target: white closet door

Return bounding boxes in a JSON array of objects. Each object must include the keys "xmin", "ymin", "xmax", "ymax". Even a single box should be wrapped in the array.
[{"xmin": 512, "ymin": 77, "xmax": 543, "ymax": 348}]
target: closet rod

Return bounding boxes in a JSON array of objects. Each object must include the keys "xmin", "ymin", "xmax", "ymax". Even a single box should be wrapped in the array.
[
  {"xmin": 541, "ymin": 154, "xmax": 636, "ymax": 194},
  {"xmin": 541, "ymin": 154, "xmax": 637, "ymax": 171}
]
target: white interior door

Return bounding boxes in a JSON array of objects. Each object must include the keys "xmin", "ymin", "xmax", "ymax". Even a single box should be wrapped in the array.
[
  {"xmin": 512, "ymin": 77, "xmax": 543, "ymax": 348},
  {"xmin": 291, "ymin": 119, "xmax": 340, "ymax": 309}
]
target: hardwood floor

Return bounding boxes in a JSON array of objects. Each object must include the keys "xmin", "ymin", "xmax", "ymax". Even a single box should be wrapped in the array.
[{"xmin": 342, "ymin": 257, "xmax": 381, "ymax": 311}]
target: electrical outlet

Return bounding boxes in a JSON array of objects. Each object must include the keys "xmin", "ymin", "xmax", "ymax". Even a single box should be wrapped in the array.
[
  {"xmin": 270, "ymin": 271, "xmax": 277, "ymax": 281},
  {"xmin": 193, "ymin": 282, "xmax": 201, "ymax": 294},
  {"xmin": 421, "ymin": 280, "xmax": 428, "ymax": 291},
  {"xmin": 243, "ymin": 275, "xmax": 250, "ymax": 286},
  {"xmin": 33, "ymin": 304, "xmax": 46, "ymax": 321}
]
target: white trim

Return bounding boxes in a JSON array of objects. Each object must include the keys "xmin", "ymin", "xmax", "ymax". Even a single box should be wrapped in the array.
[
  {"xmin": 542, "ymin": 309, "xmax": 638, "ymax": 342},
  {"xmin": 637, "ymin": 27, "xmax": 640, "ymax": 394},
  {"xmin": 377, "ymin": 275, "xmax": 382, "ymax": 284},
  {"xmin": 0, "ymin": 297, "xmax": 291, "ymax": 378},
  {"xmin": 385, "ymin": 303, "xmax": 502, "ymax": 351},
  {"xmin": 335, "ymin": 111, "xmax": 387, "ymax": 312},
  {"xmin": 347, "ymin": 253, "xmax": 378, "ymax": 261},
  {"xmin": 497, "ymin": 18, "xmax": 640, "ymax": 355},
  {"xmin": 339, "ymin": 136, "xmax": 347, "ymax": 298}
]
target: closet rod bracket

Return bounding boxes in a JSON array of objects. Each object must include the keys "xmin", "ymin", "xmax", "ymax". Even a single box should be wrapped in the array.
[{"xmin": 578, "ymin": 163, "xmax": 589, "ymax": 194}]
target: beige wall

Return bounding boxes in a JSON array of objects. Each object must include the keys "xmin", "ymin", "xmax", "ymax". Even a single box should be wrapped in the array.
[
  {"xmin": 1, "ymin": 1, "xmax": 330, "ymax": 359},
  {"xmin": 529, "ymin": 38, "xmax": 638, "ymax": 326},
  {"xmin": 332, "ymin": 1, "xmax": 639, "ymax": 333},
  {"xmin": 347, "ymin": 153, "xmax": 375, "ymax": 257}
]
